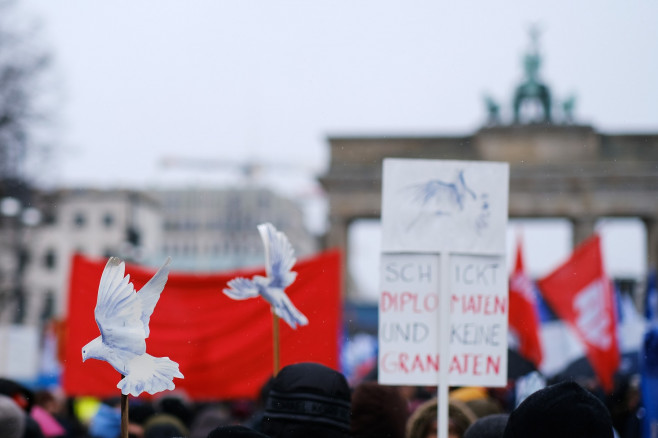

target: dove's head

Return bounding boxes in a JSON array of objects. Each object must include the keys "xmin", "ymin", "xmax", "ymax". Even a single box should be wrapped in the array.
[{"xmin": 82, "ymin": 337, "xmax": 103, "ymax": 362}]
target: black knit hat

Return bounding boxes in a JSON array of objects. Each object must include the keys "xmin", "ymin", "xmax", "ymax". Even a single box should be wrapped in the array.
[
  {"xmin": 502, "ymin": 381, "xmax": 612, "ymax": 438},
  {"xmin": 262, "ymin": 362, "xmax": 351, "ymax": 438}
]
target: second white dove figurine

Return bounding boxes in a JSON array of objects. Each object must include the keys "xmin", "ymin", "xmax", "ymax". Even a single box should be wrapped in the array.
[{"xmin": 223, "ymin": 222, "xmax": 309, "ymax": 329}]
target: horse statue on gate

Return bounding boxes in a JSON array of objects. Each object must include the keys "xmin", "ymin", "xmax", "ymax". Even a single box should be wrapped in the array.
[{"xmin": 513, "ymin": 26, "xmax": 552, "ymax": 124}]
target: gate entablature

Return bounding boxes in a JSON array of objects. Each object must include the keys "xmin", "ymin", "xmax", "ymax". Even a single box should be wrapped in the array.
[{"xmin": 320, "ymin": 125, "xmax": 658, "ymax": 298}]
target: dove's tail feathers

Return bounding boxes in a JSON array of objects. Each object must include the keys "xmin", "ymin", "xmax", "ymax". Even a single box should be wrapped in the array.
[
  {"xmin": 138, "ymin": 258, "xmax": 172, "ymax": 337},
  {"xmin": 118, "ymin": 354, "xmax": 184, "ymax": 397},
  {"xmin": 273, "ymin": 296, "xmax": 309, "ymax": 330}
]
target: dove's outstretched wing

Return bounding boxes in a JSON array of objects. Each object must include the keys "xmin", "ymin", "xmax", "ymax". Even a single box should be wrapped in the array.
[
  {"xmin": 223, "ymin": 277, "xmax": 262, "ymax": 300},
  {"xmin": 95, "ymin": 257, "xmax": 146, "ymax": 355},
  {"xmin": 136, "ymin": 257, "xmax": 171, "ymax": 338},
  {"xmin": 258, "ymin": 222, "xmax": 297, "ymax": 288}
]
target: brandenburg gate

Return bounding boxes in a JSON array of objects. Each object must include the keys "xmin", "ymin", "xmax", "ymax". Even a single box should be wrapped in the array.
[{"xmin": 319, "ymin": 33, "xmax": 658, "ymax": 299}]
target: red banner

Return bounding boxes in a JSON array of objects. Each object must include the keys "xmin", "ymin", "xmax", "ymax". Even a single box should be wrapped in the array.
[
  {"xmin": 509, "ymin": 237, "xmax": 543, "ymax": 367},
  {"xmin": 537, "ymin": 234, "xmax": 619, "ymax": 392},
  {"xmin": 62, "ymin": 250, "xmax": 342, "ymax": 400}
]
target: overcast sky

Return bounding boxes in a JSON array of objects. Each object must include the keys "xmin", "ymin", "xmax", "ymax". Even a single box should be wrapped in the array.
[
  {"xmin": 18, "ymin": 1, "xmax": 658, "ymax": 297},
  {"xmin": 21, "ymin": 1, "xmax": 658, "ymax": 190}
]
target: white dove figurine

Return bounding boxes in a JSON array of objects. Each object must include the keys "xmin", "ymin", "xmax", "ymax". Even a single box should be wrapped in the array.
[
  {"xmin": 223, "ymin": 222, "xmax": 309, "ymax": 329},
  {"xmin": 82, "ymin": 257, "xmax": 184, "ymax": 397}
]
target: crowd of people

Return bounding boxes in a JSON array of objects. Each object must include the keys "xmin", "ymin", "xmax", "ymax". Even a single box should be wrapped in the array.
[{"xmin": 0, "ymin": 361, "xmax": 643, "ymax": 438}]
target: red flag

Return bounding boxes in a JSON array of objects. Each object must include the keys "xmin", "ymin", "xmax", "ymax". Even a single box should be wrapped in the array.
[
  {"xmin": 537, "ymin": 234, "xmax": 619, "ymax": 392},
  {"xmin": 508, "ymin": 237, "xmax": 543, "ymax": 367},
  {"xmin": 62, "ymin": 250, "xmax": 342, "ymax": 400}
]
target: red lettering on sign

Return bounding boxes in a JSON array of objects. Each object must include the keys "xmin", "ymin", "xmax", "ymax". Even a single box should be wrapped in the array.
[
  {"xmin": 486, "ymin": 355, "xmax": 501, "ymax": 374},
  {"xmin": 380, "ymin": 352, "xmax": 440, "ymax": 374},
  {"xmin": 380, "ymin": 292, "xmax": 440, "ymax": 313},
  {"xmin": 448, "ymin": 353, "xmax": 502, "ymax": 375},
  {"xmin": 380, "ymin": 352, "xmax": 501, "ymax": 376},
  {"xmin": 451, "ymin": 294, "xmax": 507, "ymax": 315}
]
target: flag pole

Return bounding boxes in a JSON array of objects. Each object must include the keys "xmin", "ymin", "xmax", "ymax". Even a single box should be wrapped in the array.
[
  {"xmin": 272, "ymin": 311, "xmax": 280, "ymax": 376},
  {"xmin": 120, "ymin": 377, "xmax": 129, "ymax": 438}
]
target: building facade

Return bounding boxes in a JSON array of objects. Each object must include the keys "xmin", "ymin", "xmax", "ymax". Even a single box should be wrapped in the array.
[
  {"xmin": 148, "ymin": 187, "xmax": 317, "ymax": 271},
  {"xmin": 16, "ymin": 189, "xmax": 162, "ymax": 326}
]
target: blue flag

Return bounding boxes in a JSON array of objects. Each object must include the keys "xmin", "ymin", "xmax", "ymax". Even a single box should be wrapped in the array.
[
  {"xmin": 642, "ymin": 270, "xmax": 658, "ymax": 438},
  {"xmin": 642, "ymin": 325, "xmax": 658, "ymax": 438},
  {"xmin": 615, "ymin": 283, "xmax": 624, "ymax": 323}
]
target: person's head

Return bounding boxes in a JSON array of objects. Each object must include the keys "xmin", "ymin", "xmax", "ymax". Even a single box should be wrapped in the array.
[
  {"xmin": 463, "ymin": 414, "xmax": 509, "ymax": 438},
  {"xmin": 350, "ymin": 382, "xmax": 408, "ymax": 438},
  {"xmin": 261, "ymin": 362, "xmax": 351, "ymax": 438},
  {"xmin": 0, "ymin": 395, "xmax": 26, "ymax": 438},
  {"xmin": 0, "ymin": 378, "xmax": 34, "ymax": 413},
  {"xmin": 34, "ymin": 389, "xmax": 60, "ymax": 414},
  {"xmin": 189, "ymin": 404, "xmax": 232, "ymax": 438},
  {"xmin": 406, "ymin": 398, "xmax": 477, "ymax": 438},
  {"xmin": 464, "ymin": 398, "xmax": 503, "ymax": 419},
  {"xmin": 502, "ymin": 381, "xmax": 613, "ymax": 438},
  {"xmin": 143, "ymin": 413, "xmax": 189, "ymax": 438},
  {"xmin": 155, "ymin": 392, "xmax": 193, "ymax": 428},
  {"xmin": 128, "ymin": 400, "xmax": 156, "ymax": 438}
]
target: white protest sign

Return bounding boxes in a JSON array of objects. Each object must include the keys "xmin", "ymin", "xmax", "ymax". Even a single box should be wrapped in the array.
[
  {"xmin": 381, "ymin": 159, "xmax": 509, "ymax": 254},
  {"xmin": 379, "ymin": 158, "xmax": 509, "ymax": 387},
  {"xmin": 378, "ymin": 253, "xmax": 508, "ymax": 386},
  {"xmin": 379, "ymin": 253, "xmax": 441, "ymax": 385},
  {"xmin": 449, "ymin": 253, "xmax": 508, "ymax": 386}
]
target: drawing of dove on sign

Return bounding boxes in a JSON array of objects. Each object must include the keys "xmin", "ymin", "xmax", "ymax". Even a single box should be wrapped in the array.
[
  {"xmin": 82, "ymin": 257, "xmax": 184, "ymax": 397},
  {"xmin": 405, "ymin": 169, "xmax": 491, "ymax": 235},
  {"xmin": 223, "ymin": 222, "xmax": 308, "ymax": 374}
]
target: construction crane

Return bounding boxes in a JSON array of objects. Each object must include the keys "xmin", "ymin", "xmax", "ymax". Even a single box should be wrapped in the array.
[{"xmin": 158, "ymin": 155, "xmax": 318, "ymax": 186}]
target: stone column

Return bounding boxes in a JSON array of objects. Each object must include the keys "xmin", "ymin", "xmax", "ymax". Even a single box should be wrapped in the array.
[
  {"xmin": 572, "ymin": 216, "xmax": 597, "ymax": 247},
  {"xmin": 325, "ymin": 215, "xmax": 348, "ymax": 252},
  {"xmin": 644, "ymin": 217, "xmax": 658, "ymax": 274},
  {"xmin": 324, "ymin": 214, "xmax": 349, "ymax": 297}
]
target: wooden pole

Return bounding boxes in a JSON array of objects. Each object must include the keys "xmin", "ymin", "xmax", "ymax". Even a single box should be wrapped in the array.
[
  {"xmin": 437, "ymin": 252, "xmax": 451, "ymax": 438},
  {"xmin": 272, "ymin": 311, "xmax": 280, "ymax": 376},
  {"xmin": 120, "ymin": 380, "xmax": 129, "ymax": 438}
]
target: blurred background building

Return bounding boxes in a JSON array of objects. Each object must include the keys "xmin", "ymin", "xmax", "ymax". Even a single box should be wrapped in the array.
[
  {"xmin": 149, "ymin": 187, "xmax": 317, "ymax": 272},
  {"xmin": 17, "ymin": 189, "xmax": 162, "ymax": 326},
  {"xmin": 1, "ymin": 187, "xmax": 316, "ymax": 325}
]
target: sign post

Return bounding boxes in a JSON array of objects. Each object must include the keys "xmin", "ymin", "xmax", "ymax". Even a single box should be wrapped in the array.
[{"xmin": 378, "ymin": 158, "xmax": 509, "ymax": 438}]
